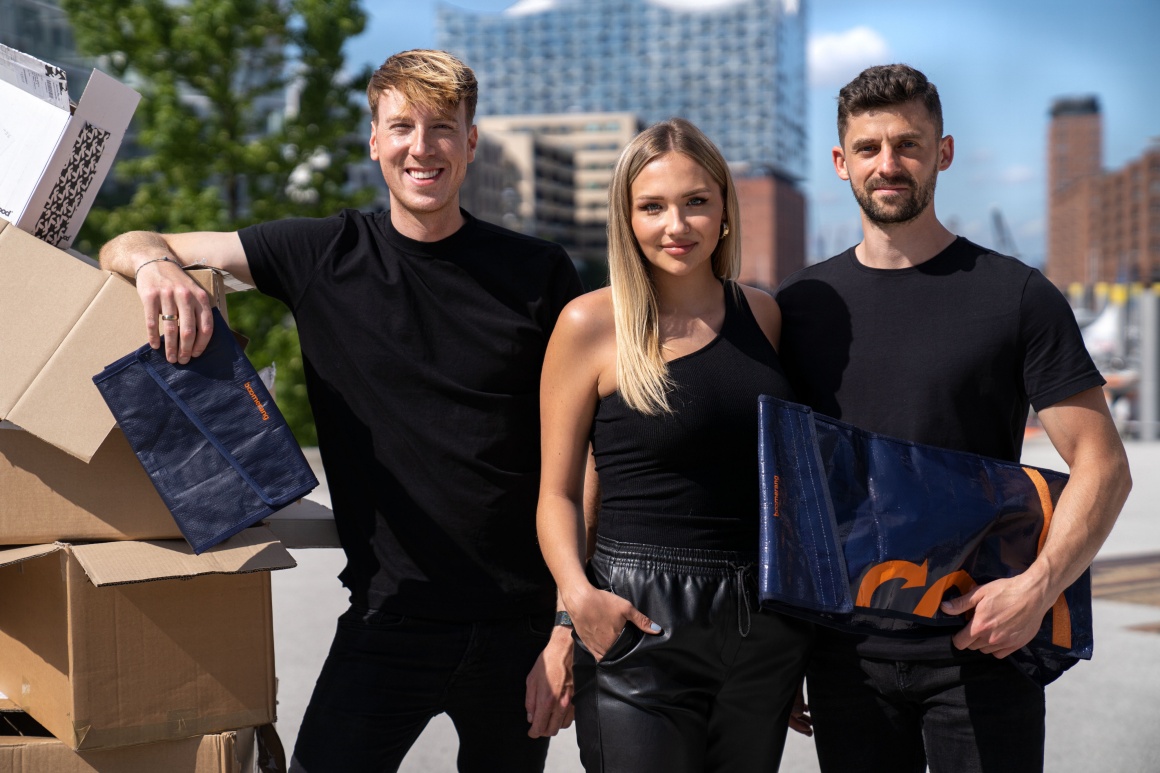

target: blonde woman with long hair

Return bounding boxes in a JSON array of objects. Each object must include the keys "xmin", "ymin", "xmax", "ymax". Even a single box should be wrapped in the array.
[{"xmin": 537, "ymin": 119, "xmax": 813, "ymax": 772}]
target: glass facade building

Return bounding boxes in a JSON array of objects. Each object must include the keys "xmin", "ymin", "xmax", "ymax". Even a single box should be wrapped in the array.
[
  {"xmin": 437, "ymin": 0, "xmax": 807, "ymax": 181},
  {"xmin": 0, "ymin": 0, "xmax": 90, "ymax": 97}
]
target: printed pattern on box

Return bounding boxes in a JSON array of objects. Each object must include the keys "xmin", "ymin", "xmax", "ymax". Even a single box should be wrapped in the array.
[
  {"xmin": 34, "ymin": 121, "xmax": 111, "ymax": 248},
  {"xmin": 42, "ymin": 61, "xmax": 67, "ymax": 87}
]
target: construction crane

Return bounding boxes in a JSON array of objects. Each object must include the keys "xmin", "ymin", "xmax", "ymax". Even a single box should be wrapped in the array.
[{"xmin": 991, "ymin": 207, "xmax": 1020, "ymax": 259}]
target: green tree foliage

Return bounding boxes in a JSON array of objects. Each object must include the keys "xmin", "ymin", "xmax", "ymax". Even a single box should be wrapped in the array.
[{"xmin": 62, "ymin": 0, "xmax": 374, "ymax": 444}]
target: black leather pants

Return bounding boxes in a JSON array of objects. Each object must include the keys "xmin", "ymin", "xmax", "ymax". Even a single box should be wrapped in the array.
[{"xmin": 574, "ymin": 538, "xmax": 814, "ymax": 773}]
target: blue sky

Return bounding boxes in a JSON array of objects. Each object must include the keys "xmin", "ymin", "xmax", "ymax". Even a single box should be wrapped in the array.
[{"xmin": 347, "ymin": 0, "xmax": 1160, "ymax": 266}]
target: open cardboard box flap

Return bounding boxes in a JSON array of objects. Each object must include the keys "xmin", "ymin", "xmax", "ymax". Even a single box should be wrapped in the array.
[
  {"xmin": 0, "ymin": 219, "xmax": 227, "ymax": 462},
  {"xmin": 71, "ymin": 527, "xmax": 296, "ymax": 585},
  {"xmin": 0, "ymin": 526, "xmax": 295, "ymax": 586},
  {"xmin": 0, "ymin": 544, "xmax": 60, "ymax": 571}
]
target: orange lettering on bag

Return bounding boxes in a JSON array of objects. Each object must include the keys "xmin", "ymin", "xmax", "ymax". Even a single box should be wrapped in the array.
[
  {"xmin": 244, "ymin": 381, "xmax": 270, "ymax": 421},
  {"xmin": 856, "ymin": 560, "xmax": 977, "ymax": 617},
  {"xmin": 855, "ymin": 560, "xmax": 929, "ymax": 607}
]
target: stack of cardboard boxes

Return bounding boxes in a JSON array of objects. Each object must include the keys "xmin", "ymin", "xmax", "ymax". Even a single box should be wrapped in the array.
[
  {"xmin": 0, "ymin": 50, "xmax": 314, "ymax": 772},
  {"xmin": 2, "ymin": 695, "xmax": 265, "ymax": 773}
]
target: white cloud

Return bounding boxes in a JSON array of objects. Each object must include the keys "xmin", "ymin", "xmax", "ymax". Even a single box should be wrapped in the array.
[
  {"xmin": 504, "ymin": 0, "xmax": 561, "ymax": 17},
  {"xmin": 808, "ymin": 27, "xmax": 891, "ymax": 89},
  {"xmin": 508, "ymin": 0, "xmax": 776, "ymax": 16},
  {"xmin": 649, "ymin": 0, "xmax": 748, "ymax": 10}
]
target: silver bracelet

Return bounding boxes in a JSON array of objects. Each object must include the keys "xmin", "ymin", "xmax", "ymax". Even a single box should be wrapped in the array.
[{"xmin": 134, "ymin": 255, "xmax": 175, "ymax": 280}]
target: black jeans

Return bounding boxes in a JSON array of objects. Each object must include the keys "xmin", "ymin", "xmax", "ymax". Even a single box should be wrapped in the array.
[
  {"xmin": 289, "ymin": 606, "xmax": 555, "ymax": 773},
  {"xmin": 573, "ymin": 538, "xmax": 813, "ymax": 773},
  {"xmin": 807, "ymin": 645, "xmax": 1046, "ymax": 773}
]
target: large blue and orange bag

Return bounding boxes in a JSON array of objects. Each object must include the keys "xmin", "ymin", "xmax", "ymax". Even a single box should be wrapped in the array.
[{"xmin": 758, "ymin": 395, "xmax": 1092, "ymax": 685}]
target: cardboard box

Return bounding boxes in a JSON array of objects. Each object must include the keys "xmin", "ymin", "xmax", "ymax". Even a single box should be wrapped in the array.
[
  {"xmin": 0, "ymin": 426, "xmax": 180, "ymax": 543},
  {"xmin": 0, "ymin": 528, "xmax": 295, "ymax": 751},
  {"xmin": 0, "ymin": 423, "xmax": 325, "ymax": 545},
  {"xmin": 0, "ymin": 732, "xmax": 257, "ymax": 773},
  {"xmin": 0, "ymin": 218, "xmax": 226, "ymax": 461},
  {"xmin": 0, "ymin": 700, "xmax": 259, "ymax": 773},
  {"xmin": 0, "ymin": 44, "xmax": 140, "ymax": 250},
  {"xmin": 262, "ymin": 498, "xmax": 339, "ymax": 549}
]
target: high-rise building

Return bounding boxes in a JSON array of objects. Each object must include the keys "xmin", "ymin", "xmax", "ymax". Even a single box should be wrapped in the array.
[
  {"xmin": 438, "ymin": 0, "xmax": 806, "ymax": 180},
  {"xmin": 1092, "ymin": 143, "xmax": 1160, "ymax": 285},
  {"xmin": 1047, "ymin": 96, "xmax": 1102, "ymax": 287},
  {"xmin": 476, "ymin": 112, "xmax": 643, "ymax": 268},
  {"xmin": 1046, "ymin": 96, "xmax": 1160, "ymax": 287},
  {"xmin": 735, "ymin": 171, "xmax": 805, "ymax": 291},
  {"xmin": 438, "ymin": 0, "xmax": 808, "ymax": 284}
]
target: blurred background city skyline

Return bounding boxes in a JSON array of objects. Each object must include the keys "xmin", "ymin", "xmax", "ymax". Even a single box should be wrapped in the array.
[
  {"xmin": 5, "ymin": 0, "xmax": 1157, "ymax": 275},
  {"xmin": 346, "ymin": 0, "xmax": 1160, "ymax": 272},
  {"xmin": 4, "ymin": 0, "xmax": 1159, "ymax": 440}
]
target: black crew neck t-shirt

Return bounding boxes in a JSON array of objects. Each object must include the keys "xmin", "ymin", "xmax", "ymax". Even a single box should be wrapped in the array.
[
  {"xmin": 776, "ymin": 237, "xmax": 1103, "ymax": 658},
  {"xmin": 240, "ymin": 209, "xmax": 582, "ymax": 620}
]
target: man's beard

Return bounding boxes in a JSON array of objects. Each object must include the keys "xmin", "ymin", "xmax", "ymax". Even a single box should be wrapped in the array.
[{"xmin": 852, "ymin": 169, "xmax": 937, "ymax": 225}]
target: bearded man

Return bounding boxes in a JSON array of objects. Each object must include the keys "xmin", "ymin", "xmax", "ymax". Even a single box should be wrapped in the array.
[{"xmin": 775, "ymin": 64, "xmax": 1131, "ymax": 773}]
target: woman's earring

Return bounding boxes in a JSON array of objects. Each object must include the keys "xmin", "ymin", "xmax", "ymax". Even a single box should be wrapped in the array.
[{"xmin": 720, "ymin": 222, "xmax": 730, "ymax": 239}]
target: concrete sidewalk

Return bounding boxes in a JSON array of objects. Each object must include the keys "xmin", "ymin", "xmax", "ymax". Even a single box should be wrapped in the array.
[{"xmin": 271, "ymin": 439, "xmax": 1160, "ymax": 771}]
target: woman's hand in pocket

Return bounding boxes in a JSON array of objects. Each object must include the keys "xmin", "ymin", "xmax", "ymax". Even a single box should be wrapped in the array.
[{"xmin": 570, "ymin": 586, "xmax": 662, "ymax": 661}]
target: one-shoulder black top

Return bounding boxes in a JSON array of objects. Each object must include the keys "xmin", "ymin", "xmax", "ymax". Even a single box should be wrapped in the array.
[{"xmin": 592, "ymin": 282, "xmax": 795, "ymax": 553}]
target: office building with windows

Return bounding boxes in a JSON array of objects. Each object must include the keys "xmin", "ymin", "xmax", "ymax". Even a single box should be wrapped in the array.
[
  {"xmin": 0, "ymin": 0, "xmax": 89, "ymax": 96},
  {"xmin": 438, "ymin": 0, "xmax": 806, "ymax": 179},
  {"xmin": 438, "ymin": 0, "xmax": 808, "ymax": 285},
  {"xmin": 475, "ymin": 112, "xmax": 642, "ymax": 268},
  {"xmin": 1047, "ymin": 96, "xmax": 1160, "ymax": 287}
]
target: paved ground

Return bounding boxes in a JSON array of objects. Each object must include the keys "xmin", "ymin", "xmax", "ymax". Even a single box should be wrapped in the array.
[{"xmin": 271, "ymin": 439, "xmax": 1160, "ymax": 771}]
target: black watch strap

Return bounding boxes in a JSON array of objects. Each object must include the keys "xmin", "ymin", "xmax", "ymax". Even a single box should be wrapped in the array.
[{"xmin": 553, "ymin": 610, "xmax": 573, "ymax": 628}]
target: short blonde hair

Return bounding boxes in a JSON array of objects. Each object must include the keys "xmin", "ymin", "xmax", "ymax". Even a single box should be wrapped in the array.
[
  {"xmin": 607, "ymin": 118, "xmax": 741, "ymax": 415},
  {"xmin": 367, "ymin": 49, "xmax": 479, "ymax": 124}
]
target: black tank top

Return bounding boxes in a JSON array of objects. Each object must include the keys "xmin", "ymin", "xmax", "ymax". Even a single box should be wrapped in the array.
[{"xmin": 592, "ymin": 282, "xmax": 795, "ymax": 552}]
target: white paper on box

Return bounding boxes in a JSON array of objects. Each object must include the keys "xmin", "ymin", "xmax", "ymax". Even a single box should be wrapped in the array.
[
  {"xmin": 0, "ymin": 83, "xmax": 70, "ymax": 225},
  {"xmin": 0, "ymin": 43, "xmax": 70, "ymax": 108},
  {"xmin": 0, "ymin": 45, "xmax": 139, "ymax": 250}
]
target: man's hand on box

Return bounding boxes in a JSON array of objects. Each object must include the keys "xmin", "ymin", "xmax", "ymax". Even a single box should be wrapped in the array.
[
  {"xmin": 135, "ymin": 256, "xmax": 215, "ymax": 365},
  {"xmin": 100, "ymin": 230, "xmax": 250, "ymax": 365}
]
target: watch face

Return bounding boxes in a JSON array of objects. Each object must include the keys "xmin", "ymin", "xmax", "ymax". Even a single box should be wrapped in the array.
[{"xmin": 553, "ymin": 610, "xmax": 574, "ymax": 627}]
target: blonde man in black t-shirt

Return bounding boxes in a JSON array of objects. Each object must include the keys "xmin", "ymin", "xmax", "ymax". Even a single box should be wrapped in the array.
[
  {"xmin": 100, "ymin": 50, "xmax": 581, "ymax": 773},
  {"xmin": 776, "ymin": 64, "xmax": 1131, "ymax": 773}
]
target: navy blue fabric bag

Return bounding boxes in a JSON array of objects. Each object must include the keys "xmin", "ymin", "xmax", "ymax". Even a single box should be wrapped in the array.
[
  {"xmin": 757, "ymin": 395, "xmax": 1092, "ymax": 685},
  {"xmin": 93, "ymin": 308, "xmax": 317, "ymax": 553}
]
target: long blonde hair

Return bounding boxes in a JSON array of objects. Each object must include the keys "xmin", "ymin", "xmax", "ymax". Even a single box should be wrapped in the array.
[{"xmin": 607, "ymin": 118, "xmax": 742, "ymax": 415}]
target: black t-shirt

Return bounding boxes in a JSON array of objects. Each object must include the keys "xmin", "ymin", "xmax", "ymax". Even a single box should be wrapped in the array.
[
  {"xmin": 239, "ymin": 209, "xmax": 582, "ymax": 620},
  {"xmin": 776, "ymin": 237, "xmax": 1103, "ymax": 658}
]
